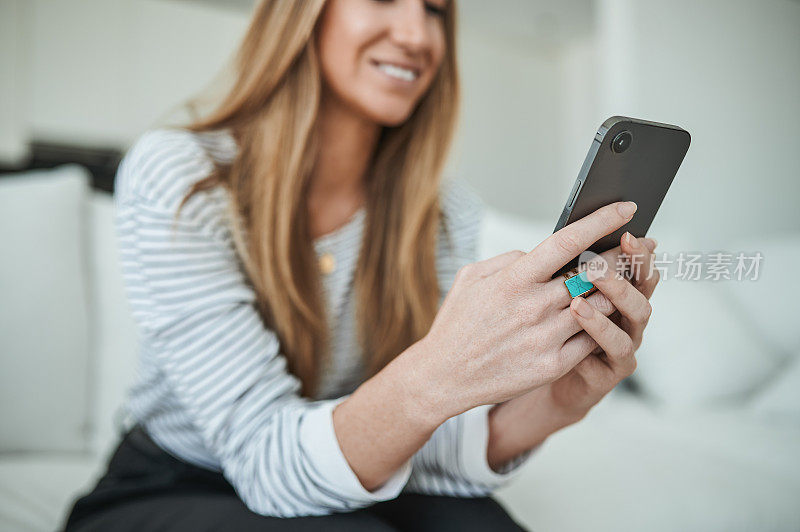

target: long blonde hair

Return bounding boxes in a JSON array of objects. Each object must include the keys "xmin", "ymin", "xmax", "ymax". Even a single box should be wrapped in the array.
[{"xmin": 183, "ymin": 0, "xmax": 460, "ymax": 397}]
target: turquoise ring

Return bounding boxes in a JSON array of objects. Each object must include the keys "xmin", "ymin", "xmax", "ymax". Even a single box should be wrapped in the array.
[{"xmin": 563, "ymin": 268, "xmax": 597, "ymax": 298}]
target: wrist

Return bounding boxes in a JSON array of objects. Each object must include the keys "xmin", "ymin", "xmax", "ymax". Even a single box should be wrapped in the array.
[
  {"xmin": 487, "ymin": 401, "xmax": 543, "ymax": 470},
  {"xmin": 487, "ymin": 388, "xmax": 582, "ymax": 468},
  {"xmin": 540, "ymin": 387, "xmax": 591, "ymax": 429},
  {"xmin": 383, "ymin": 338, "xmax": 460, "ymax": 430}
]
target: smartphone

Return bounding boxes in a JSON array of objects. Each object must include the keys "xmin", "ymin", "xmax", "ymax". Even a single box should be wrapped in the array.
[{"xmin": 553, "ymin": 116, "xmax": 690, "ymax": 276}]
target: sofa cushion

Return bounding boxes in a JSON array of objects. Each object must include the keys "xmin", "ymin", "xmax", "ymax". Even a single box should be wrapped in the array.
[
  {"xmin": 0, "ymin": 165, "xmax": 92, "ymax": 452},
  {"xmin": 633, "ymin": 231, "xmax": 798, "ymax": 407},
  {"xmin": 86, "ymin": 191, "xmax": 139, "ymax": 453},
  {"xmin": 722, "ymin": 233, "xmax": 800, "ymax": 361},
  {"xmin": 494, "ymin": 390, "xmax": 800, "ymax": 532},
  {"xmin": 0, "ymin": 454, "xmax": 102, "ymax": 532},
  {"xmin": 749, "ymin": 353, "xmax": 800, "ymax": 424},
  {"xmin": 634, "ymin": 277, "xmax": 783, "ymax": 407}
]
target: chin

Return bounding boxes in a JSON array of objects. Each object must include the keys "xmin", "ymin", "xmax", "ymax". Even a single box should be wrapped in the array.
[
  {"xmin": 376, "ymin": 112, "xmax": 414, "ymax": 127},
  {"xmin": 360, "ymin": 101, "xmax": 418, "ymax": 128}
]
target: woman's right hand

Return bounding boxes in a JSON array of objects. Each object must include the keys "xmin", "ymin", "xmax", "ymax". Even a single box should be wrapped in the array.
[{"xmin": 412, "ymin": 201, "xmax": 639, "ymax": 421}]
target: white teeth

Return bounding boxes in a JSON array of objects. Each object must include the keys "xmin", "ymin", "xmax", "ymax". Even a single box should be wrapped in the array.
[{"xmin": 376, "ymin": 62, "xmax": 418, "ymax": 82}]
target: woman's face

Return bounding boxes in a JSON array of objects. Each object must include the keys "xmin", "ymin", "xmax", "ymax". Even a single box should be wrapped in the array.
[{"xmin": 317, "ymin": 0, "xmax": 448, "ymax": 127}]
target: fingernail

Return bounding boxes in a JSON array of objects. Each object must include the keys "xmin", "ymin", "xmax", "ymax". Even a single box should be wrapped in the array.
[
  {"xmin": 624, "ymin": 231, "xmax": 635, "ymax": 246},
  {"xmin": 617, "ymin": 201, "xmax": 637, "ymax": 218},
  {"xmin": 572, "ymin": 296, "xmax": 594, "ymax": 318}
]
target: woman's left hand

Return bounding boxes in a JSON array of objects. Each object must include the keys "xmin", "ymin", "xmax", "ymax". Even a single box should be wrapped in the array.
[
  {"xmin": 548, "ymin": 231, "xmax": 659, "ymax": 419},
  {"xmin": 487, "ymin": 232, "xmax": 659, "ymax": 471}
]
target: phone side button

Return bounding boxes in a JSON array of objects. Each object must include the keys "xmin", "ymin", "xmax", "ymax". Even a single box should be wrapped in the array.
[{"xmin": 567, "ymin": 179, "xmax": 584, "ymax": 208}]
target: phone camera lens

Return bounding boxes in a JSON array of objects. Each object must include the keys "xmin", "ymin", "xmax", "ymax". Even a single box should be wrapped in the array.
[{"xmin": 611, "ymin": 131, "xmax": 632, "ymax": 153}]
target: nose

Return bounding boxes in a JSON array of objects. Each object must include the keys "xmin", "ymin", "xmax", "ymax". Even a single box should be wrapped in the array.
[{"xmin": 389, "ymin": 0, "xmax": 430, "ymax": 55}]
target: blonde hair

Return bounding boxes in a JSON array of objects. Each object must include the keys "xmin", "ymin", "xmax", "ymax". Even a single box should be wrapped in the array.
[{"xmin": 183, "ymin": 0, "xmax": 460, "ymax": 397}]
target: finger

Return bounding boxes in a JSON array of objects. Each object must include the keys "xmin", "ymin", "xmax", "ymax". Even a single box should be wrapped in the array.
[
  {"xmin": 572, "ymin": 348, "xmax": 618, "ymax": 391},
  {"xmin": 543, "ymin": 238, "xmax": 656, "ymax": 310},
  {"xmin": 460, "ymin": 250, "xmax": 525, "ymax": 281},
  {"xmin": 554, "ymin": 288, "xmax": 616, "ymax": 340},
  {"xmin": 615, "ymin": 235, "xmax": 657, "ymax": 280},
  {"xmin": 589, "ymin": 268, "xmax": 651, "ymax": 348},
  {"xmin": 543, "ymin": 245, "xmax": 621, "ymax": 310},
  {"xmin": 560, "ymin": 329, "xmax": 599, "ymax": 362},
  {"xmin": 568, "ymin": 296, "xmax": 637, "ymax": 376},
  {"xmin": 642, "ymin": 237, "xmax": 658, "ymax": 252},
  {"xmin": 560, "ymin": 339, "xmax": 624, "ymax": 399},
  {"xmin": 620, "ymin": 233, "xmax": 659, "ymax": 299},
  {"xmin": 474, "ymin": 249, "xmax": 526, "ymax": 278},
  {"xmin": 516, "ymin": 201, "xmax": 638, "ymax": 283}
]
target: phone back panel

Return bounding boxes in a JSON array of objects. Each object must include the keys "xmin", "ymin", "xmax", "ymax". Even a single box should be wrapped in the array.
[{"xmin": 554, "ymin": 116, "xmax": 690, "ymax": 272}]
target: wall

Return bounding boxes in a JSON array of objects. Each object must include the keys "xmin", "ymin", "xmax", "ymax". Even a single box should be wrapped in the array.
[
  {"xmin": 556, "ymin": 35, "xmax": 601, "ymax": 211},
  {"xmin": 19, "ymin": 0, "xmax": 249, "ymax": 147},
  {"xmin": 450, "ymin": 26, "xmax": 564, "ymax": 221},
  {"xmin": 449, "ymin": 0, "xmax": 594, "ymax": 222},
  {"xmin": 596, "ymin": 0, "xmax": 800, "ymax": 247}
]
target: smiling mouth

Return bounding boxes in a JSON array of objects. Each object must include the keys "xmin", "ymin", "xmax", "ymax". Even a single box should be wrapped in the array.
[{"xmin": 370, "ymin": 60, "xmax": 420, "ymax": 83}]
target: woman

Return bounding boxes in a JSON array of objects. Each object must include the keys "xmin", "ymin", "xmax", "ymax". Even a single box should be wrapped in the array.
[{"xmin": 64, "ymin": 0, "xmax": 659, "ymax": 530}]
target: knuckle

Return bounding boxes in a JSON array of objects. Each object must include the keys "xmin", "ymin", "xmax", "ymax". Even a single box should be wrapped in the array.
[
  {"xmin": 595, "ymin": 273, "xmax": 617, "ymax": 293},
  {"xmin": 526, "ymin": 297, "xmax": 548, "ymax": 322},
  {"xmin": 597, "ymin": 314, "xmax": 611, "ymax": 334},
  {"xmin": 621, "ymin": 283, "xmax": 637, "ymax": 303},
  {"xmin": 508, "ymin": 301, "xmax": 532, "ymax": 328},
  {"xmin": 498, "ymin": 268, "xmax": 524, "ymax": 292},
  {"xmin": 593, "ymin": 293, "xmax": 615, "ymax": 315},
  {"xmin": 613, "ymin": 276, "xmax": 631, "ymax": 297},
  {"xmin": 554, "ymin": 231, "xmax": 581, "ymax": 255},
  {"xmin": 603, "ymin": 207, "xmax": 621, "ymax": 227},
  {"xmin": 544, "ymin": 352, "xmax": 568, "ymax": 378},
  {"xmin": 621, "ymin": 338, "xmax": 636, "ymax": 359},
  {"xmin": 455, "ymin": 263, "xmax": 475, "ymax": 282},
  {"xmin": 641, "ymin": 300, "xmax": 653, "ymax": 321},
  {"xmin": 642, "ymin": 268, "xmax": 661, "ymax": 285}
]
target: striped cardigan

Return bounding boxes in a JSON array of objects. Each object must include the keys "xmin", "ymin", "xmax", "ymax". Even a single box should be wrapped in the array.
[{"xmin": 115, "ymin": 128, "xmax": 531, "ymax": 518}]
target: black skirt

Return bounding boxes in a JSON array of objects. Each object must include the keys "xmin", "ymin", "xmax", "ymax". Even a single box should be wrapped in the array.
[{"xmin": 62, "ymin": 425, "xmax": 527, "ymax": 531}]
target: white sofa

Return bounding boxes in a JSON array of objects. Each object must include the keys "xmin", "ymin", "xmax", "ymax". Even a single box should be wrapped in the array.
[{"xmin": 1, "ymin": 166, "xmax": 799, "ymax": 531}]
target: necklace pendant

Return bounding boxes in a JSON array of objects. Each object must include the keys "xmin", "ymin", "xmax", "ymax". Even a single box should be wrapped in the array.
[{"xmin": 319, "ymin": 252, "xmax": 336, "ymax": 275}]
